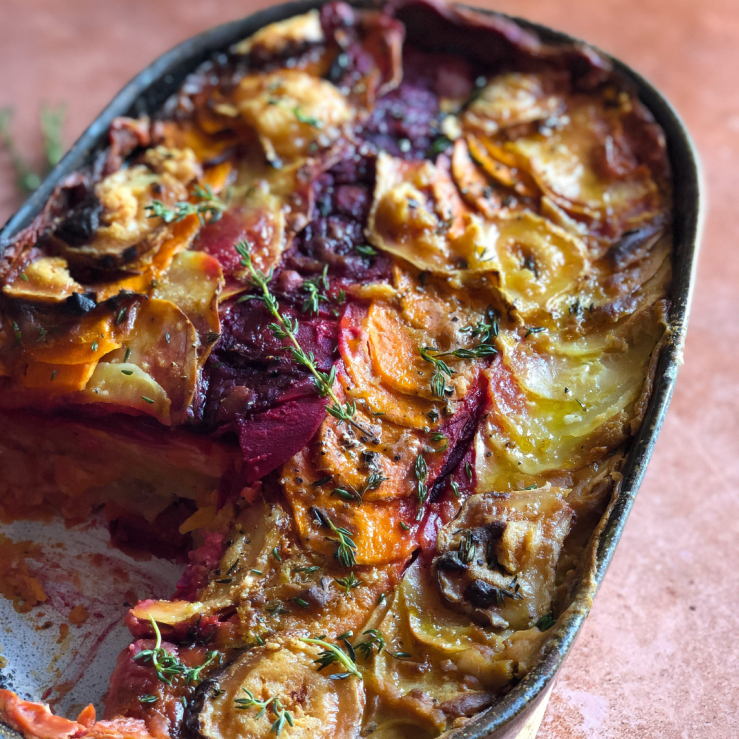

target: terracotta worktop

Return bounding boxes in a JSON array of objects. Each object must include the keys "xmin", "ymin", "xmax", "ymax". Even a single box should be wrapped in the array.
[{"xmin": 0, "ymin": 0, "xmax": 737, "ymax": 736}]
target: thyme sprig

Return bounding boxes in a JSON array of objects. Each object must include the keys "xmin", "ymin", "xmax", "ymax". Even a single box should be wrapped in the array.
[
  {"xmin": 354, "ymin": 629, "xmax": 385, "ymax": 661},
  {"xmin": 461, "ymin": 307, "xmax": 499, "ymax": 343},
  {"xmin": 311, "ymin": 507, "xmax": 358, "ymax": 568},
  {"xmin": 301, "ymin": 636, "xmax": 362, "ymax": 679},
  {"xmin": 334, "ymin": 571, "xmax": 362, "ymax": 594},
  {"xmin": 145, "ymin": 183, "xmax": 226, "ymax": 225},
  {"xmin": 133, "ymin": 616, "xmax": 220, "ymax": 686},
  {"xmin": 414, "ymin": 454, "xmax": 429, "ymax": 521},
  {"xmin": 331, "ymin": 471, "xmax": 388, "ymax": 503},
  {"xmin": 419, "ymin": 341, "xmax": 497, "ymax": 398},
  {"xmin": 235, "ymin": 689, "xmax": 295, "ymax": 736},
  {"xmin": 235, "ymin": 240, "xmax": 371, "ymax": 437},
  {"xmin": 132, "ymin": 617, "xmax": 184, "ymax": 685}
]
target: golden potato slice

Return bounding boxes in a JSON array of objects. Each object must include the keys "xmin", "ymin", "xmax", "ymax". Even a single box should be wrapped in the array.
[
  {"xmin": 368, "ymin": 153, "xmax": 500, "ymax": 274},
  {"xmin": 2, "ymin": 257, "xmax": 83, "ymax": 303},
  {"xmin": 152, "ymin": 250, "xmax": 223, "ymax": 365},
  {"xmin": 475, "ymin": 300, "xmax": 668, "ymax": 485},
  {"xmin": 232, "ymin": 10, "xmax": 324, "ymax": 56},
  {"xmin": 232, "ymin": 70, "xmax": 352, "ymax": 164},
  {"xmin": 489, "ymin": 211, "xmax": 588, "ymax": 318},
  {"xmin": 76, "ymin": 362, "xmax": 171, "ymax": 424},
  {"xmin": 462, "ymin": 72, "xmax": 566, "ymax": 136},
  {"xmin": 432, "ymin": 485, "xmax": 573, "ymax": 630},
  {"xmin": 108, "ymin": 298, "xmax": 198, "ymax": 424},
  {"xmin": 194, "ymin": 642, "xmax": 364, "ymax": 739},
  {"xmin": 507, "ymin": 99, "xmax": 663, "ymax": 229}
]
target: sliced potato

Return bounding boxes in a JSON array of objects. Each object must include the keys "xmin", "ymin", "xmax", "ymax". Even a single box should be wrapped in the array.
[
  {"xmin": 232, "ymin": 10, "xmax": 324, "ymax": 56},
  {"xmin": 109, "ymin": 298, "xmax": 198, "ymax": 424},
  {"xmin": 368, "ymin": 153, "xmax": 499, "ymax": 274},
  {"xmin": 194, "ymin": 643, "xmax": 364, "ymax": 739},
  {"xmin": 489, "ymin": 212, "xmax": 588, "ymax": 318},
  {"xmin": 462, "ymin": 72, "xmax": 566, "ymax": 136},
  {"xmin": 231, "ymin": 70, "xmax": 352, "ymax": 164},
  {"xmin": 475, "ymin": 300, "xmax": 668, "ymax": 485},
  {"xmin": 2, "ymin": 257, "xmax": 83, "ymax": 303},
  {"xmin": 152, "ymin": 250, "xmax": 224, "ymax": 364},
  {"xmin": 75, "ymin": 362, "xmax": 171, "ymax": 424}
]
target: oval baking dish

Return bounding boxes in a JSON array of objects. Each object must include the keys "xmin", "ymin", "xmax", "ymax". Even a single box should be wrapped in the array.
[{"xmin": 0, "ymin": 1, "xmax": 701, "ymax": 738}]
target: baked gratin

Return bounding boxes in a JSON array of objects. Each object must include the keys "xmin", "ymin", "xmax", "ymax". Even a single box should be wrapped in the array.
[{"xmin": 0, "ymin": 1, "xmax": 672, "ymax": 737}]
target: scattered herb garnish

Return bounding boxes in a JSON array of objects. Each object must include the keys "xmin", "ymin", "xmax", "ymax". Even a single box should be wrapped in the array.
[
  {"xmin": 139, "ymin": 694, "xmax": 158, "ymax": 704},
  {"xmin": 465, "ymin": 461, "xmax": 473, "ymax": 481},
  {"xmin": 334, "ymin": 571, "xmax": 362, "ymax": 594},
  {"xmin": 332, "ymin": 471, "xmax": 387, "ymax": 503},
  {"xmin": 235, "ymin": 689, "xmax": 295, "ymax": 736},
  {"xmin": 459, "ymin": 530, "xmax": 476, "ymax": 564},
  {"xmin": 355, "ymin": 629, "xmax": 385, "ymax": 660},
  {"xmin": 355, "ymin": 244, "xmax": 377, "ymax": 257},
  {"xmin": 123, "ymin": 346, "xmax": 131, "ymax": 362},
  {"xmin": 145, "ymin": 183, "xmax": 226, "ymax": 225},
  {"xmin": 389, "ymin": 651, "xmax": 412, "ymax": 660},
  {"xmin": 141, "ymin": 396, "xmax": 155, "ymax": 404},
  {"xmin": 294, "ymin": 107, "xmax": 323, "ymax": 128},
  {"xmin": 272, "ymin": 547, "xmax": 282, "ymax": 562},
  {"xmin": 399, "ymin": 521, "xmax": 410, "ymax": 531},
  {"xmin": 450, "ymin": 480, "xmax": 460, "ymax": 498},
  {"xmin": 301, "ymin": 636, "xmax": 361, "ymax": 679},
  {"xmin": 430, "ymin": 432, "xmax": 448, "ymax": 452},
  {"xmin": 293, "ymin": 597, "xmax": 310, "ymax": 609},
  {"xmin": 414, "ymin": 454, "xmax": 429, "ymax": 521},
  {"xmin": 235, "ymin": 240, "xmax": 372, "ymax": 438},
  {"xmin": 461, "ymin": 307, "xmax": 499, "ymax": 343},
  {"xmin": 312, "ymin": 508, "xmax": 358, "ymax": 568}
]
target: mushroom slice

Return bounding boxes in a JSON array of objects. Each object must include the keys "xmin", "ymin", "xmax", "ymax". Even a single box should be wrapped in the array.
[
  {"xmin": 431, "ymin": 485, "xmax": 573, "ymax": 629},
  {"xmin": 153, "ymin": 250, "xmax": 224, "ymax": 365},
  {"xmin": 191, "ymin": 643, "xmax": 364, "ymax": 739},
  {"xmin": 2, "ymin": 257, "xmax": 84, "ymax": 303}
]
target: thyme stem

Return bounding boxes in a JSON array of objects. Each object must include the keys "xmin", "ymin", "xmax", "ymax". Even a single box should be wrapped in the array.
[{"xmin": 235, "ymin": 240, "xmax": 372, "ymax": 437}]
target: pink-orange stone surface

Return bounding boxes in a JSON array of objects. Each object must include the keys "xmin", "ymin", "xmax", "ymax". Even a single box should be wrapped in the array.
[{"xmin": 0, "ymin": 0, "xmax": 737, "ymax": 737}]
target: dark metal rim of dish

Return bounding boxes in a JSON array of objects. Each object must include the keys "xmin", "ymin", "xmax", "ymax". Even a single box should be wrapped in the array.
[{"xmin": 0, "ymin": 2, "xmax": 702, "ymax": 738}]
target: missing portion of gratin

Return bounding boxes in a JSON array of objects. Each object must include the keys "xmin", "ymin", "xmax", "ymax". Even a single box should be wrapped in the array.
[{"xmin": 0, "ymin": 1, "xmax": 672, "ymax": 737}]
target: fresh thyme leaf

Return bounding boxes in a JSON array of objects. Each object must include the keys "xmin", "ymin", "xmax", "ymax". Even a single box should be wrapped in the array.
[
  {"xmin": 133, "ymin": 616, "xmax": 186, "ymax": 685},
  {"xmin": 355, "ymin": 244, "xmax": 377, "ymax": 257},
  {"xmin": 414, "ymin": 454, "xmax": 429, "ymax": 521},
  {"xmin": 184, "ymin": 650, "xmax": 220, "ymax": 685},
  {"xmin": 458, "ymin": 530, "xmax": 476, "ymax": 564},
  {"xmin": 450, "ymin": 480, "xmax": 460, "ymax": 498},
  {"xmin": 465, "ymin": 461, "xmax": 473, "ymax": 480},
  {"xmin": 334, "ymin": 571, "xmax": 362, "ymax": 594},
  {"xmin": 354, "ymin": 629, "xmax": 385, "ymax": 661},
  {"xmin": 40, "ymin": 103, "xmax": 66, "ymax": 170},
  {"xmin": 293, "ymin": 597, "xmax": 310, "ymax": 609},
  {"xmin": 399, "ymin": 522, "xmax": 410, "ymax": 531},
  {"xmin": 235, "ymin": 690, "xmax": 294, "ymax": 736},
  {"xmin": 272, "ymin": 547, "xmax": 282, "ymax": 562},
  {"xmin": 145, "ymin": 183, "xmax": 226, "ymax": 225},
  {"xmin": 265, "ymin": 602, "xmax": 289, "ymax": 616},
  {"xmin": 123, "ymin": 346, "xmax": 131, "ymax": 362},
  {"xmin": 121, "ymin": 369, "xmax": 134, "ymax": 376},
  {"xmin": 294, "ymin": 107, "xmax": 323, "ymax": 128},
  {"xmin": 428, "ymin": 135, "xmax": 452, "ymax": 157},
  {"xmin": 524, "ymin": 327, "xmax": 545, "ymax": 338},
  {"xmin": 293, "ymin": 565, "xmax": 321, "ymax": 575},
  {"xmin": 301, "ymin": 636, "xmax": 361, "ymax": 679},
  {"xmin": 91, "ymin": 340, "xmax": 98, "ymax": 353},
  {"xmin": 139, "ymin": 694, "xmax": 158, "ymax": 704},
  {"xmin": 430, "ymin": 432, "xmax": 448, "ymax": 452},
  {"xmin": 388, "ymin": 651, "xmax": 412, "ymax": 660},
  {"xmin": 535, "ymin": 612, "xmax": 556, "ymax": 631},
  {"xmin": 141, "ymin": 396, "xmax": 155, "ymax": 404},
  {"xmin": 427, "ymin": 409, "xmax": 440, "ymax": 422},
  {"xmin": 50, "ymin": 370, "xmax": 57, "ymax": 381},
  {"xmin": 419, "ymin": 345, "xmax": 454, "ymax": 398},
  {"xmin": 0, "ymin": 107, "xmax": 41, "ymax": 193},
  {"xmin": 20, "ymin": 272, "xmax": 28, "ymax": 282}
]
